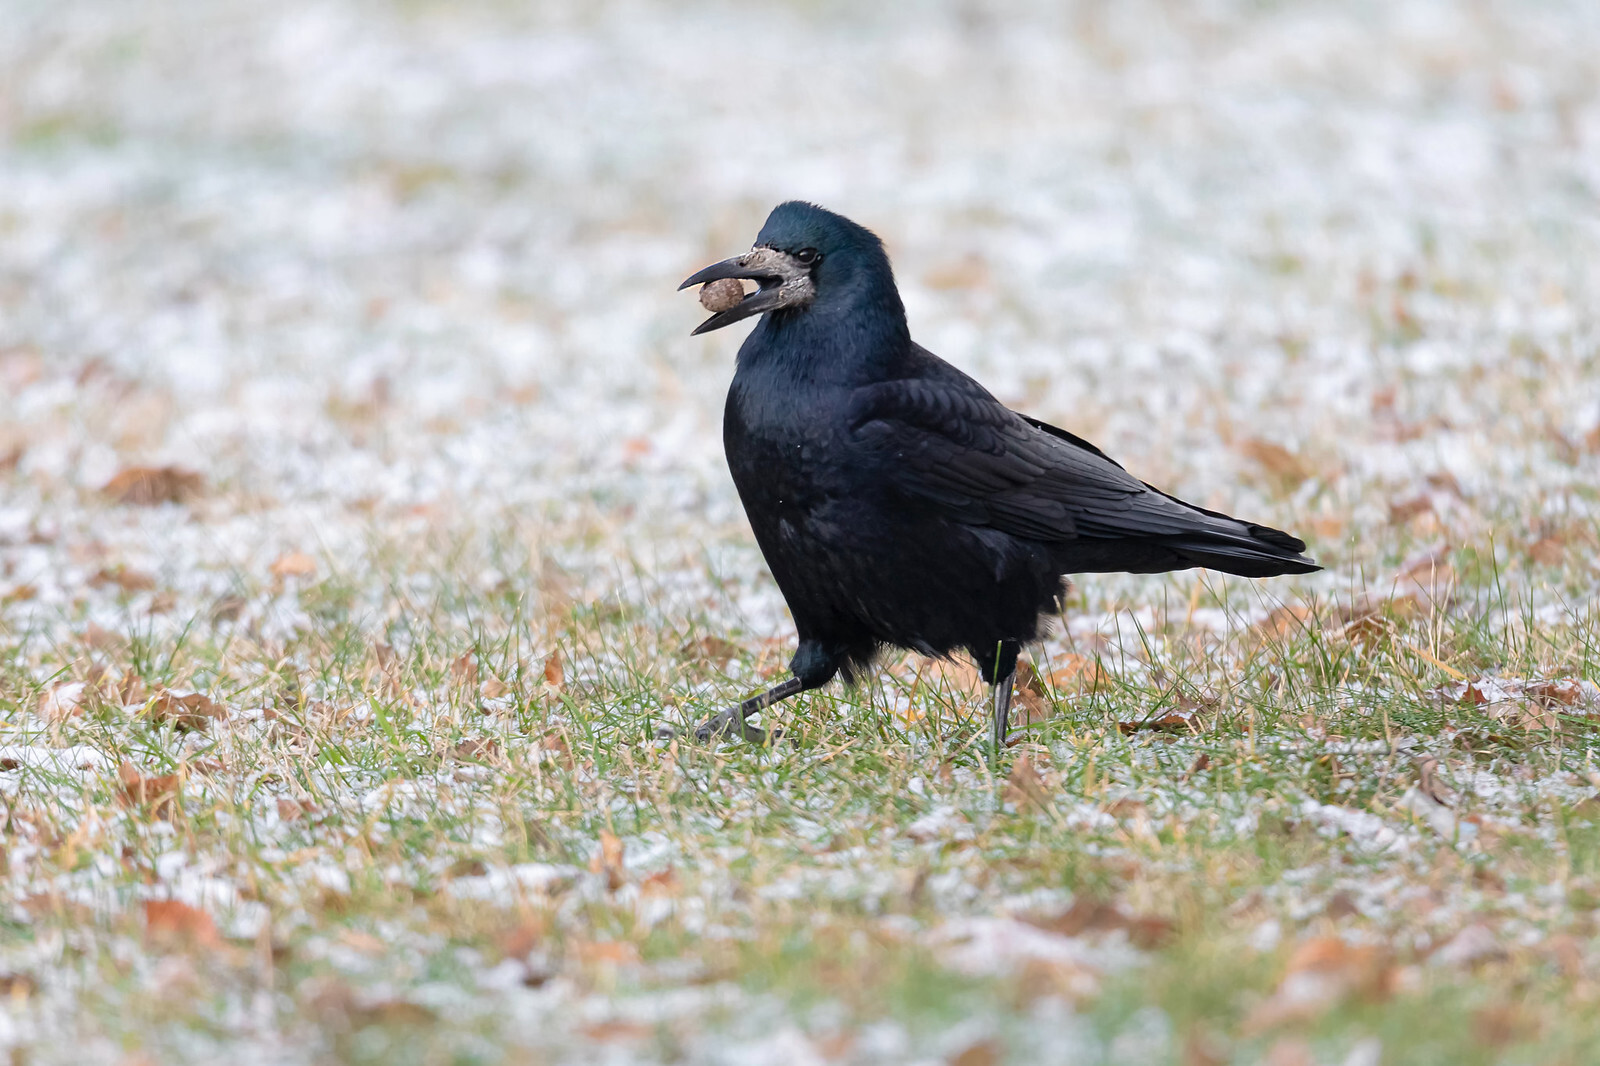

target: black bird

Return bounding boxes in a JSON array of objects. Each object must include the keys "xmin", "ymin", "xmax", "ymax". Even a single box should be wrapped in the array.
[{"xmin": 680, "ymin": 202, "xmax": 1318, "ymax": 754}]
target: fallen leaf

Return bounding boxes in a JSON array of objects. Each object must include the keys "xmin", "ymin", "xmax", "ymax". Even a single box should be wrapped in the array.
[
  {"xmin": 0, "ymin": 973, "xmax": 36, "ymax": 999},
  {"xmin": 677, "ymin": 634, "xmax": 741, "ymax": 666},
  {"xmin": 1473, "ymin": 1003, "xmax": 1533, "ymax": 1048},
  {"xmin": 1103, "ymin": 797, "xmax": 1147, "ymax": 819},
  {"xmin": 1245, "ymin": 936, "xmax": 1392, "ymax": 1033},
  {"xmin": 592, "ymin": 830, "xmax": 625, "ymax": 891},
  {"xmin": 1046, "ymin": 654, "xmax": 1107, "ymax": 691},
  {"xmin": 1263, "ymin": 1038, "xmax": 1315, "ymax": 1066},
  {"xmin": 104, "ymin": 669, "xmax": 147, "ymax": 706},
  {"xmin": 578, "ymin": 1020, "xmax": 652, "ymax": 1043},
  {"xmin": 1027, "ymin": 897, "xmax": 1175, "ymax": 950},
  {"xmin": 36, "ymin": 682, "xmax": 87, "ymax": 723},
  {"xmin": 147, "ymin": 690, "xmax": 226, "ymax": 732},
  {"xmin": 640, "ymin": 867, "xmax": 680, "ymax": 896},
  {"xmin": 446, "ymin": 857, "xmax": 488, "ymax": 878},
  {"xmin": 1388, "ymin": 495, "xmax": 1433, "ymax": 524},
  {"xmin": 143, "ymin": 899, "xmax": 222, "ymax": 950},
  {"xmin": 117, "ymin": 761, "xmax": 180, "ymax": 819},
  {"xmin": 269, "ymin": 552, "xmax": 317, "ymax": 580},
  {"xmin": 480, "ymin": 676, "xmax": 508, "ymax": 699},
  {"xmin": 83, "ymin": 622, "xmax": 125, "ymax": 651},
  {"xmin": 573, "ymin": 940, "xmax": 639, "ymax": 966},
  {"xmin": 1430, "ymin": 923, "xmax": 1504, "ymax": 969},
  {"xmin": 1004, "ymin": 755, "xmax": 1051, "ymax": 810},
  {"xmin": 1253, "ymin": 605, "xmax": 1313, "ymax": 644},
  {"xmin": 1526, "ymin": 680, "xmax": 1583, "ymax": 706},
  {"xmin": 543, "ymin": 652, "xmax": 564, "ymax": 691},
  {"xmin": 1118, "ymin": 708, "xmax": 1203, "ymax": 735},
  {"xmin": 1239, "ymin": 439, "xmax": 1313, "ymax": 488},
  {"xmin": 1011, "ymin": 660, "xmax": 1053, "ymax": 726},
  {"xmin": 947, "ymin": 1038, "xmax": 1002, "ymax": 1066},
  {"xmin": 1529, "ymin": 536, "xmax": 1565, "ymax": 566},
  {"xmin": 497, "ymin": 919, "xmax": 545, "ymax": 959},
  {"xmin": 453, "ymin": 738, "xmax": 499, "ymax": 763},
  {"xmin": 103, "ymin": 466, "xmax": 204, "ymax": 506},
  {"xmin": 1414, "ymin": 756, "xmax": 1456, "ymax": 806},
  {"xmin": 89, "ymin": 566, "xmax": 157, "ymax": 592},
  {"xmin": 450, "ymin": 651, "xmax": 478, "ymax": 688}
]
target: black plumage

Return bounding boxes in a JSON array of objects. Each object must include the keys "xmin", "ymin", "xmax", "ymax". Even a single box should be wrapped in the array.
[{"xmin": 679, "ymin": 202, "xmax": 1318, "ymax": 752}]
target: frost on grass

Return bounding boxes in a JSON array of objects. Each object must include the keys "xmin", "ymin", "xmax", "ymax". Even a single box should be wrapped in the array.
[{"xmin": 3, "ymin": 0, "xmax": 1600, "ymax": 1063}]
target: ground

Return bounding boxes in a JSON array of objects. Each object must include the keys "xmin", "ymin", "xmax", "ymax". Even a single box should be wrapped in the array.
[{"xmin": 2, "ymin": 1, "xmax": 1600, "ymax": 1063}]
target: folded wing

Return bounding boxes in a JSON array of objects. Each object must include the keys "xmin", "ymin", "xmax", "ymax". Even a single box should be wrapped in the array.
[{"xmin": 847, "ymin": 373, "xmax": 1319, "ymax": 577}]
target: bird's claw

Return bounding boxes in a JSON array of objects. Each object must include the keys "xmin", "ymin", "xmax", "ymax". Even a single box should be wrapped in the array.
[{"xmin": 693, "ymin": 708, "xmax": 783, "ymax": 747}]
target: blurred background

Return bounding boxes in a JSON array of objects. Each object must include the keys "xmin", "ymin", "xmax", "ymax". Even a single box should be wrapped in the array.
[{"xmin": 2, "ymin": 0, "xmax": 1597, "ymax": 629}]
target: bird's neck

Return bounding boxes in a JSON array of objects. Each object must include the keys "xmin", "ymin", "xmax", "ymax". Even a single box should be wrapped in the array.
[{"xmin": 740, "ymin": 291, "xmax": 912, "ymax": 387}]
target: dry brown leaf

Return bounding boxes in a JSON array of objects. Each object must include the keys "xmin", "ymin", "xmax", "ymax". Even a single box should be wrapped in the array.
[
  {"xmin": 117, "ymin": 761, "xmax": 181, "ymax": 819},
  {"xmin": 592, "ymin": 830, "xmax": 625, "ymax": 891},
  {"xmin": 103, "ymin": 669, "xmax": 147, "ymax": 707},
  {"xmin": 573, "ymin": 940, "xmax": 640, "ymax": 966},
  {"xmin": 276, "ymin": 797, "xmax": 309, "ymax": 822},
  {"xmin": 1103, "ymin": 797, "xmax": 1147, "ymax": 819},
  {"xmin": 143, "ymin": 899, "xmax": 222, "ymax": 951},
  {"xmin": 89, "ymin": 566, "xmax": 157, "ymax": 592},
  {"xmin": 372, "ymin": 642, "xmax": 405, "ymax": 696},
  {"xmin": 497, "ymin": 919, "xmax": 546, "ymax": 960},
  {"xmin": 1245, "ymin": 936, "xmax": 1392, "ymax": 1033},
  {"xmin": 539, "ymin": 731, "xmax": 574, "ymax": 768},
  {"xmin": 640, "ymin": 866, "xmax": 680, "ymax": 897},
  {"xmin": 269, "ymin": 552, "xmax": 317, "ymax": 580},
  {"xmin": 1388, "ymin": 495, "xmax": 1433, "ymax": 524},
  {"xmin": 102, "ymin": 466, "xmax": 204, "ymax": 506},
  {"xmin": 1529, "ymin": 536, "xmax": 1565, "ymax": 566},
  {"xmin": 453, "ymin": 738, "xmax": 500, "ymax": 763},
  {"xmin": 36, "ymin": 681, "xmax": 87, "ymax": 723},
  {"xmin": 1004, "ymin": 755, "xmax": 1051, "ymax": 810},
  {"xmin": 147, "ymin": 690, "xmax": 226, "ymax": 732},
  {"xmin": 1431, "ymin": 923, "xmax": 1505, "ymax": 968},
  {"xmin": 578, "ymin": 1019, "xmax": 653, "ymax": 1043},
  {"xmin": 678, "ymin": 634, "xmax": 741, "ymax": 666},
  {"xmin": 1413, "ymin": 756, "xmax": 1456, "ymax": 806},
  {"xmin": 922, "ymin": 254, "xmax": 990, "ymax": 291},
  {"xmin": 947, "ymin": 1038, "xmax": 1002, "ymax": 1066},
  {"xmin": 83, "ymin": 622, "xmax": 125, "ymax": 651},
  {"xmin": 1118, "ymin": 708, "xmax": 1203, "ymax": 736},
  {"xmin": 1262, "ymin": 1038, "xmax": 1315, "ymax": 1066},
  {"xmin": 1027, "ymin": 897, "xmax": 1174, "ymax": 950},
  {"xmin": 479, "ymin": 676, "xmax": 508, "ymax": 699},
  {"xmin": 1238, "ymin": 438, "xmax": 1313, "ymax": 487},
  {"xmin": 1253, "ymin": 605, "xmax": 1313, "ymax": 644},
  {"xmin": 1011, "ymin": 660, "xmax": 1053, "ymax": 726},
  {"xmin": 1526, "ymin": 680, "xmax": 1583, "ymax": 707},
  {"xmin": 449, "ymin": 651, "xmax": 478, "ymax": 688},
  {"xmin": 0, "ymin": 973, "xmax": 36, "ymax": 999},
  {"xmin": 542, "ymin": 652, "xmax": 564, "ymax": 691},
  {"xmin": 1047, "ymin": 654, "xmax": 1107, "ymax": 691}
]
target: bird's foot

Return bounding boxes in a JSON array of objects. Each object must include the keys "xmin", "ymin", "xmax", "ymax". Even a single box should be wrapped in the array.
[{"xmin": 693, "ymin": 707, "xmax": 782, "ymax": 746}]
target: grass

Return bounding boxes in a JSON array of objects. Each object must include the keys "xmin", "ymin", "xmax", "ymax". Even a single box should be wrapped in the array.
[{"xmin": 4, "ymin": 516, "xmax": 1600, "ymax": 1064}]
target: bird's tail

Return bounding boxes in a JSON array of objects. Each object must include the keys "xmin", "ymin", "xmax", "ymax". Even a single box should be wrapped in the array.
[{"xmin": 1159, "ymin": 521, "xmax": 1320, "ymax": 578}]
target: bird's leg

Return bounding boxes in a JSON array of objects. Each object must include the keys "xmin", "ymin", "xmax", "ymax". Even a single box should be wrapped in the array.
[
  {"xmin": 692, "ymin": 676, "xmax": 806, "ymax": 744},
  {"xmin": 972, "ymin": 640, "xmax": 1022, "ymax": 764},
  {"xmin": 990, "ymin": 674, "xmax": 1015, "ymax": 762}
]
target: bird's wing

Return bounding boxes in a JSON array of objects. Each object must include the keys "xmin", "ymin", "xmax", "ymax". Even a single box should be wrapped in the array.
[{"xmin": 846, "ymin": 378, "xmax": 1241, "ymax": 543}]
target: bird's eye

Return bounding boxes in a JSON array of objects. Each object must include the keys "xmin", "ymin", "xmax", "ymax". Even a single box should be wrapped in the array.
[{"xmin": 794, "ymin": 248, "xmax": 819, "ymax": 265}]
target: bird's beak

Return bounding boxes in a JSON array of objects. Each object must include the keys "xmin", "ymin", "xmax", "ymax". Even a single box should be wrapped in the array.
[{"xmin": 679, "ymin": 246, "xmax": 815, "ymax": 335}]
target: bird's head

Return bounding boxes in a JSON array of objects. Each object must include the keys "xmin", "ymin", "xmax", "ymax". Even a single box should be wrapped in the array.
[{"xmin": 680, "ymin": 201, "xmax": 900, "ymax": 336}]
